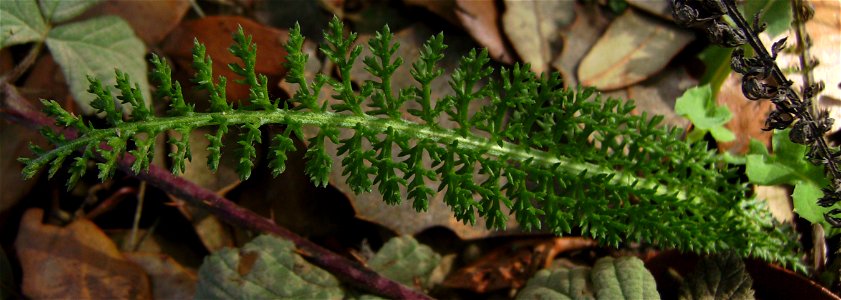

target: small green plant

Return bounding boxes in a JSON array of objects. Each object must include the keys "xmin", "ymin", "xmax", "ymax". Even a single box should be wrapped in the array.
[{"xmin": 20, "ymin": 17, "xmax": 800, "ymax": 267}]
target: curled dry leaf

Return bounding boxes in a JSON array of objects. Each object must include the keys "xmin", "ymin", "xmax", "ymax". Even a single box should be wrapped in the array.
[
  {"xmin": 454, "ymin": 0, "xmax": 515, "ymax": 64},
  {"xmin": 501, "ymin": 0, "xmax": 575, "ymax": 74},
  {"xmin": 162, "ymin": 16, "xmax": 288, "ymax": 102},
  {"xmin": 578, "ymin": 9, "xmax": 693, "ymax": 91},
  {"xmin": 15, "ymin": 208, "xmax": 152, "ymax": 299}
]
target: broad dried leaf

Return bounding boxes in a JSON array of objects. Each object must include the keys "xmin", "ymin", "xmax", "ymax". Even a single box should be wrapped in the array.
[
  {"xmin": 367, "ymin": 236, "xmax": 441, "ymax": 289},
  {"xmin": 125, "ymin": 252, "xmax": 197, "ymax": 300},
  {"xmin": 195, "ymin": 235, "xmax": 344, "ymax": 299},
  {"xmin": 502, "ymin": 0, "xmax": 574, "ymax": 74},
  {"xmin": 79, "ymin": 0, "xmax": 190, "ymax": 45},
  {"xmin": 15, "ymin": 208, "xmax": 152, "ymax": 299},
  {"xmin": 626, "ymin": 0, "xmax": 672, "ymax": 20},
  {"xmin": 0, "ymin": 0, "xmax": 47, "ymax": 48},
  {"xmin": 46, "ymin": 16, "xmax": 149, "ymax": 115},
  {"xmin": 551, "ymin": 3, "xmax": 612, "ymax": 87},
  {"xmin": 578, "ymin": 10, "xmax": 693, "ymax": 90},
  {"xmin": 754, "ymin": 185, "xmax": 794, "ymax": 223},
  {"xmin": 625, "ymin": 66, "xmax": 694, "ymax": 128},
  {"xmin": 454, "ymin": 0, "xmax": 514, "ymax": 64},
  {"xmin": 678, "ymin": 253, "xmax": 754, "ymax": 300},
  {"xmin": 162, "ymin": 16, "xmax": 288, "ymax": 102}
]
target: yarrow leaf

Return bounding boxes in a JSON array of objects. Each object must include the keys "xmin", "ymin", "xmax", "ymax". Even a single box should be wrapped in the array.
[{"xmin": 20, "ymin": 16, "xmax": 802, "ymax": 269}]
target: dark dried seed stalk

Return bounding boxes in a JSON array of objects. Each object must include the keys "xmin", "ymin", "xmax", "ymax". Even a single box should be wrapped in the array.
[{"xmin": 672, "ymin": 0, "xmax": 841, "ymax": 225}]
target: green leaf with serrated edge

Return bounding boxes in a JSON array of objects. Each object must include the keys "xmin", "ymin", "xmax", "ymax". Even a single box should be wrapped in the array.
[
  {"xmin": 366, "ymin": 236, "xmax": 441, "ymax": 288},
  {"xmin": 0, "ymin": 0, "xmax": 47, "ymax": 48},
  {"xmin": 679, "ymin": 252, "xmax": 754, "ymax": 300},
  {"xmin": 746, "ymin": 130, "xmax": 838, "ymax": 229},
  {"xmin": 46, "ymin": 16, "xmax": 149, "ymax": 115},
  {"xmin": 675, "ymin": 84, "xmax": 735, "ymax": 143},
  {"xmin": 592, "ymin": 256, "xmax": 660, "ymax": 300},
  {"xmin": 38, "ymin": 0, "xmax": 102, "ymax": 23},
  {"xmin": 195, "ymin": 235, "xmax": 344, "ymax": 299}
]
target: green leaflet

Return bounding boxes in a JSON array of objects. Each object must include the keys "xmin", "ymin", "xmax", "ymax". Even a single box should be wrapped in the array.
[
  {"xmin": 516, "ymin": 256, "xmax": 659, "ymax": 300},
  {"xmin": 366, "ymin": 236, "xmax": 441, "ymax": 288},
  {"xmin": 21, "ymin": 17, "xmax": 801, "ymax": 268},
  {"xmin": 674, "ymin": 84, "xmax": 735, "ymax": 143},
  {"xmin": 746, "ymin": 130, "xmax": 841, "ymax": 235}
]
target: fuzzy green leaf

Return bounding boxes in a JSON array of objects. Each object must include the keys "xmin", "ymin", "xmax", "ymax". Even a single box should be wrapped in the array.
[
  {"xmin": 46, "ymin": 16, "xmax": 149, "ymax": 115},
  {"xmin": 367, "ymin": 236, "xmax": 441, "ymax": 288},
  {"xmin": 195, "ymin": 235, "xmax": 344, "ymax": 299},
  {"xmin": 679, "ymin": 252, "xmax": 754, "ymax": 300},
  {"xmin": 675, "ymin": 84, "xmax": 735, "ymax": 143},
  {"xmin": 516, "ymin": 266, "xmax": 594, "ymax": 300},
  {"xmin": 592, "ymin": 256, "xmax": 660, "ymax": 300},
  {"xmin": 0, "ymin": 0, "xmax": 48, "ymax": 48}
]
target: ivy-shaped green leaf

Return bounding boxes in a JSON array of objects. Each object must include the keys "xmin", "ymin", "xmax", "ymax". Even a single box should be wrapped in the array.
[
  {"xmin": 0, "ymin": 0, "xmax": 48, "ymax": 48},
  {"xmin": 675, "ymin": 84, "xmax": 735, "ymax": 143}
]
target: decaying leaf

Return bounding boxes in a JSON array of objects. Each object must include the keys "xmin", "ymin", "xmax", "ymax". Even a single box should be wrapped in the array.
[
  {"xmin": 195, "ymin": 235, "xmax": 344, "ymax": 299},
  {"xmin": 15, "ymin": 208, "xmax": 152, "ymax": 299},
  {"xmin": 551, "ymin": 2, "xmax": 612, "ymax": 87},
  {"xmin": 454, "ymin": 0, "xmax": 514, "ymax": 64},
  {"xmin": 578, "ymin": 9, "xmax": 693, "ymax": 90},
  {"xmin": 501, "ymin": 0, "xmax": 575, "ymax": 74},
  {"xmin": 678, "ymin": 252, "xmax": 754, "ymax": 300},
  {"xmin": 366, "ymin": 235, "xmax": 441, "ymax": 290},
  {"xmin": 444, "ymin": 238, "xmax": 597, "ymax": 293},
  {"xmin": 715, "ymin": 72, "xmax": 774, "ymax": 154}
]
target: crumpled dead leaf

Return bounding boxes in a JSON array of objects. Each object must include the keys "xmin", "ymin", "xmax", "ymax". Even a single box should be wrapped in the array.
[
  {"xmin": 442, "ymin": 237, "xmax": 597, "ymax": 293},
  {"xmin": 15, "ymin": 208, "xmax": 152, "ymax": 299},
  {"xmin": 578, "ymin": 9, "xmax": 693, "ymax": 91}
]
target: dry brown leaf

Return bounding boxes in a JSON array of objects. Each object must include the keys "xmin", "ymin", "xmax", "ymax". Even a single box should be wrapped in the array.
[
  {"xmin": 578, "ymin": 9, "xmax": 693, "ymax": 90},
  {"xmin": 124, "ymin": 252, "xmax": 197, "ymax": 300},
  {"xmin": 454, "ymin": 0, "xmax": 515, "ymax": 64},
  {"xmin": 626, "ymin": 66, "xmax": 695, "ymax": 128},
  {"xmin": 551, "ymin": 3, "xmax": 612, "ymax": 87},
  {"xmin": 78, "ymin": 0, "xmax": 190, "ymax": 45},
  {"xmin": 442, "ymin": 237, "xmax": 596, "ymax": 293},
  {"xmin": 15, "ymin": 208, "xmax": 152, "ymax": 299},
  {"xmin": 162, "ymin": 16, "xmax": 288, "ymax": 102},
  {"xmin": 715, "ymin": 72, "xmax": 774, "ymax": 154},
  {"xmin": 754, "ymin": 185, "xmax": 794, "ymax": 223},
  {"xmin": 501, "ymin": 0, "xmax": 575, "ymax": 74}
]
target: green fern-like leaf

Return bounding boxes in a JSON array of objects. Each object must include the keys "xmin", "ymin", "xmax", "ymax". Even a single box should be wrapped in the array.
[{"xmin": 20, "ymin": 17, "xmax": 802, "ymax": 269}]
